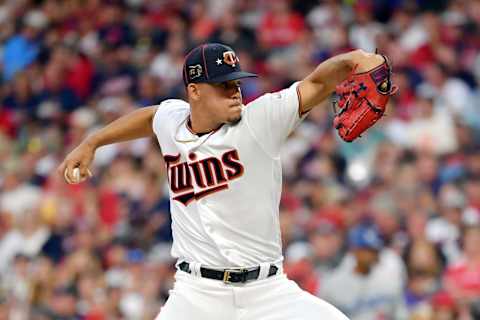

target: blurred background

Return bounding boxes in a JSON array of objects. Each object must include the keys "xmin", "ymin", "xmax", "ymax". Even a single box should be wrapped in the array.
[{"xmin": 1, "ymin": 0, "xmax": 480, "ymax": 319}]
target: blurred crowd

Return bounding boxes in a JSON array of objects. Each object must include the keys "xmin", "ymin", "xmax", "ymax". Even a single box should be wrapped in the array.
[{"xmin": 1, "ymin": 0, "xmax": 480, "ymax": 319}]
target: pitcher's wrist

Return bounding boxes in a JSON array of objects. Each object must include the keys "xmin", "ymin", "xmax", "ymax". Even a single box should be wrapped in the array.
[{"xmin": 84, "ymin": 134, "xmax": 100, "ymax": 150}]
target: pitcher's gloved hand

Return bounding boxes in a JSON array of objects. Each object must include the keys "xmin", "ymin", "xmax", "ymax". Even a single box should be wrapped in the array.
[{"xmin": 333, "ymin": 54, "xmax": 398, "ymax": 142}]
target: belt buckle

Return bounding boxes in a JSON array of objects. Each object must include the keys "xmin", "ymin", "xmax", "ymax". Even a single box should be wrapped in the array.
[
  {"xmin": 223, "ymin": 268, "xmax": 248, "ymax": 284},
  {"xmin": 223, "ymin": 270, "xmax": 233, "ymax": 284}
]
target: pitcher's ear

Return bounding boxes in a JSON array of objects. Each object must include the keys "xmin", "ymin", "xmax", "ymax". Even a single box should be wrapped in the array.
[{"xmin": 187, "ymin": 83, "xmax": 200, "ymax": 101}]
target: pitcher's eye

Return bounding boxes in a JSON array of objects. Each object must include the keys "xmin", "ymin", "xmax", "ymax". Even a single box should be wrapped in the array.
[{"xmin": 225, "ymin": 81, "xmax": 241, "ymax": 89}]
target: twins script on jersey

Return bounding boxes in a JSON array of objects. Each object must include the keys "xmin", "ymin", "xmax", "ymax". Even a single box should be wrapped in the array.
[
  {"xmin": 152, "ymin": 83, "xmax": 304, "ymax": 268},
  {"xmin": 164, "ymin": 148, "xmax": 244, "ymax": 205}
]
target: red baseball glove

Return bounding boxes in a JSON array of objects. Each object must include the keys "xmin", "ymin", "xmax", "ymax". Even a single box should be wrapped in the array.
[{"xmin": 333, "ymin": 55, "xmax": 397, "ymax": 142}]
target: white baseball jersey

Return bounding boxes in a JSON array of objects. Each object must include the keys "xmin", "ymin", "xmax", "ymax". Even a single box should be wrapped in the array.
[{"xmin": 152, "ymin": 82, "xmax": 304, "ymax": 268}]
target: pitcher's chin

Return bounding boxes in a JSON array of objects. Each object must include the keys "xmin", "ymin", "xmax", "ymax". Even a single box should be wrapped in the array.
[{"xmin": 227, "ymin": 114, "xmax": 242, "ymax": 126}]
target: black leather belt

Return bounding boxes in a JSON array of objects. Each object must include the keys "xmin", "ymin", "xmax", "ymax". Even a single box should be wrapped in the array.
[{"xmin": 178, "ymin": 261, "xmax": 279, "ymax": 284}]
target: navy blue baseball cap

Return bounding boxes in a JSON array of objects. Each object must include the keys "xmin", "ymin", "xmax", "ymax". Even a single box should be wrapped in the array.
[
  {"xmin": 348, "ymin": 224, "xmax": 384, "ymax": 251},
  {"xmin": 182, "ymin": 43, "xmax": 258, "ymax": 86}
]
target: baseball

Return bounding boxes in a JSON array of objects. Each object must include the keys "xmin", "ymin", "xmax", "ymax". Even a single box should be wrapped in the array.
[
  {"xmin": 64, "ymin": 167, "xmax": 87, "ymax": 184},
  {"xmin": 72, "ymin": 167, "xmax": 81, "ymax": 183}
]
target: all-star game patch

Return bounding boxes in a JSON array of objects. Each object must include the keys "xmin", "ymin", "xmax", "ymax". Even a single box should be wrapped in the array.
[{"xmin": 188, "ymin": 64, "xmax": 203, "ymax": 80}]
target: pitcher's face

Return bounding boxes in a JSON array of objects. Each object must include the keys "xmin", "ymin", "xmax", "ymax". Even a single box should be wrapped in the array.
[{"xmin": 190, "ymin": 80, "xmax": 243, "ymax": 125}]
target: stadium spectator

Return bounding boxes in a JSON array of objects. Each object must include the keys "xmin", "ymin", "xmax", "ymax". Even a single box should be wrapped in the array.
[{"xmin": 319, "ymin": 223, "xmax": 407, "ymax": 320}]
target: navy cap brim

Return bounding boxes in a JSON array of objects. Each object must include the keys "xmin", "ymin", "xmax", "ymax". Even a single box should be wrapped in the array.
[{"xmin": 205, "ymin": 71, "xmax": 258, "ymax": 83}]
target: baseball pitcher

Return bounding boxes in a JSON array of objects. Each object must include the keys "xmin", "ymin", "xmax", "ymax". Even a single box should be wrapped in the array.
[{"xmin": 59, "ymin": 43, "xmax": 395, "ymax": 319}]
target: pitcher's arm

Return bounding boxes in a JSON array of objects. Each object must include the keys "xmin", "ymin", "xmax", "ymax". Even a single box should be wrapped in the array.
[{"xmin": 58, "ymin": 106, "xmax": 158, "ymax": 183}]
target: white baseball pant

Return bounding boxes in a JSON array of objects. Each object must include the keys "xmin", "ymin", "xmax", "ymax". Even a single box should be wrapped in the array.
[{"xmin": 155, "ymin": 266, "xmax": 349, "ymax": 320}]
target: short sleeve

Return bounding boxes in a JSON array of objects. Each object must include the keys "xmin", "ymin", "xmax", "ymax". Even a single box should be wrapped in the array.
[
  {"xmin": 152, "ymin": 104, "xmax": 163, "ymax": 137},
  {"xmin": 152, "ymin": 99, "xmax": 189, "ymax": 139},
  {"xmin": 242, "ymin": 82, "xmax": 305, "ymax": 157}
]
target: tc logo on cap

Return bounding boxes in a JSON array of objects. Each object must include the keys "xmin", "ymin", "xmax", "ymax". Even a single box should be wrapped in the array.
[{"xmin": 223, "ymin": 51, "xmax": 239, "ymax": 67}]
